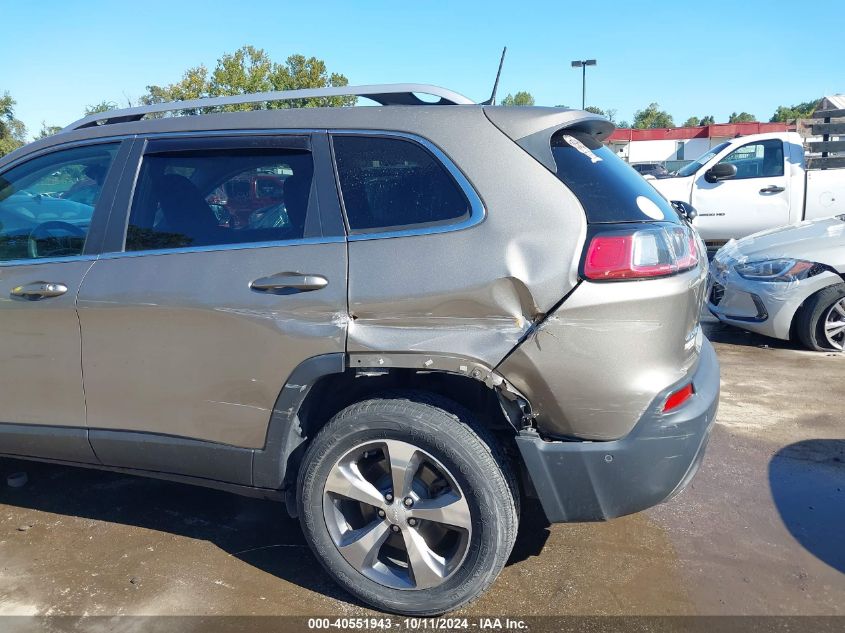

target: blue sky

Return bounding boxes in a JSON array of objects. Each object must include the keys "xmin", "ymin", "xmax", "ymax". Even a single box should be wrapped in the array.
[{"xmin": 2, "ymin": 0, "xmax": 842, "ymax": 138}]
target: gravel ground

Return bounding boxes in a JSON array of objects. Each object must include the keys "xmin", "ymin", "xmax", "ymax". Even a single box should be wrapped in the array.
[{"xmin": 0, "ymin": 316, "xmax": 843, "ymax": 619}]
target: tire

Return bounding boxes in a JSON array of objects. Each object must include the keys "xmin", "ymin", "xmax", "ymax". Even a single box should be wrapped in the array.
[
  {"xmin": 297, "ymin": 394, "xmax": 519, "ymax": 615},
  {"xmin": 796, "ymin": 283, "xmax": 845, "ymax": 352}
]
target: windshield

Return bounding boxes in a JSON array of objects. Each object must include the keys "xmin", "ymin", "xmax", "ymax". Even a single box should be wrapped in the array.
[{"xmin": 675, "ymin": 142, "xmax": 731, "ymax": 177}]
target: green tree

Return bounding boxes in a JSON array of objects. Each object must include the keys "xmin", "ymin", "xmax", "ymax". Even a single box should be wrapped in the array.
[
  {"xmin": 85, "ymin": 101, "xmax": 118, "ymax": 116},
  {"xmin": 0, "ymin": 91, "xmax": 27, "ymax": 157},
  {"xmin": 632, "ymin": 103, "xmax": 674, "ymax": 129},
  {"xmin": 583, "ymin": 106, "xmax": 617, "ymax": 123},
  {"xmin": 501, "ymin": 91, "xmax": 535, "ymax": 106},
  {"xmin": 142, "ymin": 45, "xmax": 354, "ymax": 112},
  {"xmin": 770, "ymin": 99, "xmax": 820, "ymax": 123},
  {"xmin": 682, "ymin": 116, "xmax": 700, "ymax": 127},
  {"xmin": 35, "ymin": 122, "xmax": 63, "ymax": 139},
  {"xmin": 728, "ymin": 111, "xmax": 757, "ymax": 123},
  {"xmin": 617, "ymin": 119, "xmax": 631, "ymax": 128},
  {"xmin": 143, "ymin": 65, "xmax": 210, "ymax": 115},
  {"xmin": 699, "ymin": 115, "xmax": 715, "ymax": 126}
]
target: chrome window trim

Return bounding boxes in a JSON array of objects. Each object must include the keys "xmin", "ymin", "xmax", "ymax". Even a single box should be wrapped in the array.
[
  {"xmin": 2, "ymin": 128, "xmax": 486, "ymax": 263},
  {"xmin": 112, "ymin": 131, "xmax": 327, "ymax": 257},
  {"xmin": 0, "ymin": 130, "xmax": 323, "ymax": 173},
  {"xmin": 0, "ymin": 254, "xmax": 99, "ymax": 268},
  {"xmin": 328, "ymin": 129, "xmax": 486, "ymax": 242},
  {"xmin": 97, "ymin": 235, "xmax": 345, "ymax": 261}
]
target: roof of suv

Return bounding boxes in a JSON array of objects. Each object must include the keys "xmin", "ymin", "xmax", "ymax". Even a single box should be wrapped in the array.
[{"xmin": 0, "ymin": 84, "xmax": 614, "ymax": 169}]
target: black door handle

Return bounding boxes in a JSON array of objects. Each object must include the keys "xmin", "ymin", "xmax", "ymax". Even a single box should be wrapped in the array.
[
  {"xmin": 759, "ymin": 185, "xmax": 785, "ymax": 194},
  {"xmin": 250, "ymin": 273, "xmax": 328, "ymax": 295}
]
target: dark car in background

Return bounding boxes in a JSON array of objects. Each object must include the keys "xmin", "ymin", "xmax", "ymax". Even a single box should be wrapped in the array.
[{"xmin": 632, "ymin": 162, "xmax": 670, "ymax": 178}]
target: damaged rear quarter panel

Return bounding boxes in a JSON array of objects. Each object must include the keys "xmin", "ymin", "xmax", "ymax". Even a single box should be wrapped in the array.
[
  {"xmin": 498, "ymin": 265, "xmax": 708, "ymax": 440},
  {"xmin": 345, "ymin": 108, "xmax": 588, "ymax": 367}
]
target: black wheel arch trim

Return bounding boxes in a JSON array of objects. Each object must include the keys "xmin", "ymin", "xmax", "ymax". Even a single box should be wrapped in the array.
[
  {"xmin": 252, "ymin": 353, "xmax": 346, "ymax": 489},
  {"xmin": 252, "ymin": 351, "xmax": 532, "ymax": 491}
]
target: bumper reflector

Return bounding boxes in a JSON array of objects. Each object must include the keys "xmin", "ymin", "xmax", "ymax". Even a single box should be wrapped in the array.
[{"xmin": 663, "ymin": 383, "xmax": 694, "ymax": 413}]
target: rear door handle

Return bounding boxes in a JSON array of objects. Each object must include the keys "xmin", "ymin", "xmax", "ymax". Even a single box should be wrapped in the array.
[
  {"xmin": 250, "ymin": 273, "xmax": 328, "ymax": 295},
  {"xmin": 759, "ymin": 185, "xmax": 785, "ymax": 194},
  {"xmin": 10, "ymin": 282, "xmax": 69, "ymax": 300}
]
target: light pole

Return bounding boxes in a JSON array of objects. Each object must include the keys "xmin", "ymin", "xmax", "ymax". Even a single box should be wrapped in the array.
[{"xmin": 571, "ymin": 59, "xmax": 597, "ymax": 110}]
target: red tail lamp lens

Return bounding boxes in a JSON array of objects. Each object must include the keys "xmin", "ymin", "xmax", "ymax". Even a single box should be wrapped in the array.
[
  {"xmin": 583, "ymin": 234, "xmax": 634, "ymax": 279},
  {"xmin": 663, "ymin": 383, "xmax": 694, "ymax": 412},
  {"xmin": 583, "ymin": 224, "xmax": 700, "ymax": 281}
]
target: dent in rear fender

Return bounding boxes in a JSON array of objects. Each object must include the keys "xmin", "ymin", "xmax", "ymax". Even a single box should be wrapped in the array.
[
  {"xmin": 497, "ymin": 266, "xmax": 707, "ymax": 440},
  {"xmin": 344, "ymin": 110, "xmax": 589, "ymax": 367}
]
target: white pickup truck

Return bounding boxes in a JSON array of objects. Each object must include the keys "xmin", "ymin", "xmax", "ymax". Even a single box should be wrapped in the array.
[{"xmin": 651, "ymin": 131, "xmax": 845, "ymax": 249}]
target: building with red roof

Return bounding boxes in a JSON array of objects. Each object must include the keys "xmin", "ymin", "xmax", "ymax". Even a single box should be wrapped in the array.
[{"xmin": 607, "ymin": 122, "xmax": 794, "ymax": 168}]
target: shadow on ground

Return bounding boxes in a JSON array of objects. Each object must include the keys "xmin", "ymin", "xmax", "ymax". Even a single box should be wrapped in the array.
[
  {"xmin": 0, "ymin": 457, "xmax": 362, "ymax": 608},
  {"xmin": 769, "ymin": 439, "xmax": 845, "ymax": 574},
  {"xmin": 0, "ymin": 456, "xmax": 549, "ymax": 605}
]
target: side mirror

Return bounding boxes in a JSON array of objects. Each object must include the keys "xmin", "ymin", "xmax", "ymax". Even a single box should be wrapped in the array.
[
  {"xmin": 671, "ymin": 200, "xmax": 698, "ymax": 224},
  {"xmin": 704, "ymin": 163, "xmax": 737, "ymax": 183}
]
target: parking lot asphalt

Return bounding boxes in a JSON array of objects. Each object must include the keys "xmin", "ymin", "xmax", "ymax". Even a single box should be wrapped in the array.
[{"xmin": 0, "ymin": 316, "xmax": 843, "ymax": 618}]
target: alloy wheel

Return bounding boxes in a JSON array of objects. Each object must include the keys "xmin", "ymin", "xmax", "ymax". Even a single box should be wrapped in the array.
[
  {"xmin": 322, "ymin": 439, "xmax": 472, "ymax": 590},
  {"xmin": 823, "ymin": 298, "xmax": 845, "ymax": 351}
]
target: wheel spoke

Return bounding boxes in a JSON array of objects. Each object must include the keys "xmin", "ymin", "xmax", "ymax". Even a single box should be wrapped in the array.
[
  {"xmin": 824, "ymin": 322, "xmax": 845, "ymax": 336},
  {"xmin": 834, "ymin": 301, "xmax": 845, "ymax": 318},
  {"xmin": 385, "ymin": 439, "xmax": 421, "ymax": 499},
  {"xmin": 324, "ymin": 461, "xmax": 385, "ymax": 508},
  {"xmin": 408, "ymin": 492, "xmax": 472, "ymax": 531},
  {"xmin": 338, "ymin": 519, "xmax": 391, "ymax": 571},
  {"xmin": 402, "ymin": 527, "xmax": 447, "ymax": 589}
]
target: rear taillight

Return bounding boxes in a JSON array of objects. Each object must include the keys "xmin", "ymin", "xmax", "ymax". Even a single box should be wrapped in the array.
[
  {"xmin": 663, "ymin": 383, "xmax": 694, "ymax": 412},
  {"xmin": 583, "ymin": 223, "xmax": 700, "ymax": 281}
]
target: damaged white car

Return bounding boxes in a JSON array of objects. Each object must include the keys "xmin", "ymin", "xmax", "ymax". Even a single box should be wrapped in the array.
[{"xmin": 708, "ymin": 214, "xmax": 845, "ymax": 351}]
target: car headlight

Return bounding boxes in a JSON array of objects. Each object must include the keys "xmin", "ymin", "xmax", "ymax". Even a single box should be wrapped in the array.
[{"xmin": 734, "ymin": 258, "xmax": 822, "ymax": 282}]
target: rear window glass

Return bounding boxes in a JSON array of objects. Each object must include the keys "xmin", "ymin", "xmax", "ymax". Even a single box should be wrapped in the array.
[
  {"xmin": 125, "ymin": 149, "xmax": 312, "ymax": 252},
  {"xmin": 551, "ymin": 131, "xmax": 679, "ymax": 224},
  {"xmin": 332, "ymin": 135, "xmax": 470, "ymax": 233}
]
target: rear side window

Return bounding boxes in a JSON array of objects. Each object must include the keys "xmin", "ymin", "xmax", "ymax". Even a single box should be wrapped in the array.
[
  {"xmin": 332, "ymin": 135, "xmax": 470, "ymax": 233},
  {"xmin": 551, "ymin": 131, "xmax": 679, "ymax": 224},
  {"xmin": 0, "ymin": 143, "xmax": 118, "ymax": 261},
  {"xmin": 125, "ymin": 148, "xmax": 313, "ymax": 252}
]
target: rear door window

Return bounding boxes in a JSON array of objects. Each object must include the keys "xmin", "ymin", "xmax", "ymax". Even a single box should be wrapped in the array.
[
  {"xmin": 125, "ymin": 141, "xmax": 313, "ymax": 252},
  {"xmin": 332, "ymin": 135, "xmax": 470, "ymax": 233},
  {"xmin": 0, "ymin": 143, "xmax": 119, "ymax": 261}
]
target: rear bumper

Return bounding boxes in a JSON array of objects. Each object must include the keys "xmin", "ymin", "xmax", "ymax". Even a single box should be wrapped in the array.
[{"xmin": 517, "ymin": 337, "xmax": 719, "ymax": 522}]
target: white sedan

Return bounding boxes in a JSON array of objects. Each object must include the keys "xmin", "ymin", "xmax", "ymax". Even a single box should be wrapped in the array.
[{"xmin": 708, "ymin": 215, "xmax": 845, "ymax": 351}]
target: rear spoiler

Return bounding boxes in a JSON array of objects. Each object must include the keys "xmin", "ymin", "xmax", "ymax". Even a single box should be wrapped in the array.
[{"xmin": 483, "ymin": 106, "xmax": 614, "ymax": 173}]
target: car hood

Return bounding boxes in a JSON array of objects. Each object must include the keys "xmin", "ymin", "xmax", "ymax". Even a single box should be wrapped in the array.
[
  {"xmin": 649, "ymin": 175, "xmax": 694, "ymax": 204},
  {"xmin": 717, "ymin": 215, "xmax": 845, "ymax": 272}
]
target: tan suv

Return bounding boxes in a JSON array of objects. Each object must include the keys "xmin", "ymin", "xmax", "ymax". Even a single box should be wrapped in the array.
[{"xmin": 0, "ymin": 84, "xmax": 719, "ymax": 615}]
